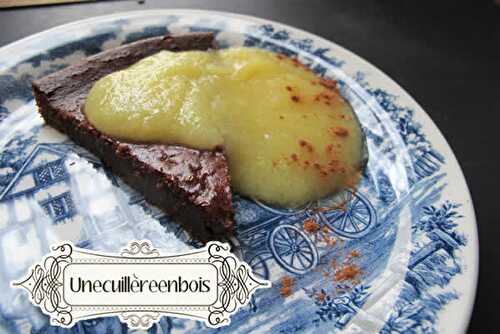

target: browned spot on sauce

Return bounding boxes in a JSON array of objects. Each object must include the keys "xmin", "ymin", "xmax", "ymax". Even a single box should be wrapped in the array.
[
  {"xmin": 298, "ymin": 139, "xmax": 314, "ymax": 152},
  {"xmin": 329, "ymin": 166, "xmax": 344, "ymax": 174},
  {"xmin": 291, "ymin": 58, "xmax": 301, "ymax": 67},
  {"xmin": 288, "ymin": 57, "xmax": 313, "ymax": 73},
  {"xmin": 291, "ymin": 95, "xmax": 300, "ymax": 103},
  {"xmin": 319, "ymin": 77, "xmax": 337, "ymax": 90},
  {"xmin": 328, "ymin": 159, "xmax": 344, "ymax": 171},
  {"xmin": 330, "ymin": 126, "xmax": 349, "ymax": 137},
  {"xmin": 320, "ymin": 92, "xmax": 333, "ymax": 100}
]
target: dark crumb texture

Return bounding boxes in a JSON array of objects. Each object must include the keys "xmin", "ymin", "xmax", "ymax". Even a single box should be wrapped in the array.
[{"xmin": 32, "ymin": 33, "xmax": 234, "ymax": 242}]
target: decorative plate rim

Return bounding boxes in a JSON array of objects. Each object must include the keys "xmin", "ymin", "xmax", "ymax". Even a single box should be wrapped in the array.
[{"xmin": 0, "ymin": 9, "xmax": 478, "ymax": 333}]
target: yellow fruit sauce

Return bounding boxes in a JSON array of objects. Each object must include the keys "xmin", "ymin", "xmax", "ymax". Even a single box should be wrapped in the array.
[{"xmin": 84, "ymin": 47, "xmax": 364, "ymax": 207}]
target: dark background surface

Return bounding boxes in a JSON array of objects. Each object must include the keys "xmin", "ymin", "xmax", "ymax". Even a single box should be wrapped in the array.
[{"xmin": 0, "ymin": 0, "xmax": 498, "ymax": 332}]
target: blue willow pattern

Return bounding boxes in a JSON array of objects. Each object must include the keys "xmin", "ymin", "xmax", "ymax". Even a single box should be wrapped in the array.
[{"xmin": 0, "ymin": 17, "xmax": 467, "ymax": 334}]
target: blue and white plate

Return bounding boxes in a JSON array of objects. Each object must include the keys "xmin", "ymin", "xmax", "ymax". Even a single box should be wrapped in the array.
[{"xmin": 0, "ymin": 10, "xmax": 478, "ymax": 334}]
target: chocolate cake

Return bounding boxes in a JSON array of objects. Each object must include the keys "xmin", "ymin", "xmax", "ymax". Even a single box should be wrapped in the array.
[{"xmin": 32, "ymin": 33, "xmax": 234, "ymax": 241}]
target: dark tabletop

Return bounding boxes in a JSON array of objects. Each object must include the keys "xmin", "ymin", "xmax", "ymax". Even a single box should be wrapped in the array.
[{"xmin": 0, "ymin": 0, "xmax": 498, "ymax": 332}]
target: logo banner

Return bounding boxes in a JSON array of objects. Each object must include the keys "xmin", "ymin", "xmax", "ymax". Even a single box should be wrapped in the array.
[{"xmin": 12, "ymin": 241, "xmax": 270, "ymax": 329}]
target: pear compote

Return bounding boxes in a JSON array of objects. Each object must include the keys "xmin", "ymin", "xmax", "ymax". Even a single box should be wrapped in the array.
[{"xmin": 84, "ymin": 47, "xmax": 364, "ymax": 207}]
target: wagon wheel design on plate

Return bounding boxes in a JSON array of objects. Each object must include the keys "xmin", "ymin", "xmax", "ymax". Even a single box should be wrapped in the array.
[
  {"xmin": 253, "ymin": 198, "xmax": 311, "ymax": 216},
  {"xmin": 268, "ymin": 225, "xmax": 319, "ymax": 275},
  {"xmin": 247, "ymin": 252, "xmax": 271, "ymax": 280},
  {"xmin": 319, "ymin": 189, "xmax": 376, "ymax": 238}
]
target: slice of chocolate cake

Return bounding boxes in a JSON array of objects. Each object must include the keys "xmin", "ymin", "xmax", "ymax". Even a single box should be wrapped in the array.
[{"xmin": 32, "ymin": 33, "xmax": 234, "ymax": 241}]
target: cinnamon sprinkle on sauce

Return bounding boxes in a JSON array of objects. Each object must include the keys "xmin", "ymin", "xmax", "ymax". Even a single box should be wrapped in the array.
[
  {"xmin": 335, "ymin": 264, "xmax": 362, "ymax": 282},
  {"xmin": 322, "ymin": 234, "xmax": 337, "ymax": 246},
  {"xmin": 280, "ymin": 276, "xmax": 295, "ymax": 298},
  {"xmin": 303, "ymin": 218, "xmax": 320, "ymax": 233},
  {"xmin": 349, "ymin": 250, "xmax": 361, "ymax": 258}
]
